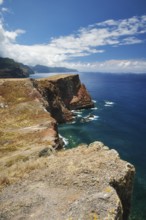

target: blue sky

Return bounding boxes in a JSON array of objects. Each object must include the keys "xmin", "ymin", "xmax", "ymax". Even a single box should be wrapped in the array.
[{"xmin": 0, "ymin": 0, "xmax": 146, "ymax": 73}]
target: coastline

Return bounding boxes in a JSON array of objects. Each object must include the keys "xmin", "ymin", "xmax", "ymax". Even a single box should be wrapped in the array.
[{"xmin": 0, "ymin": 74, "xmax": 135, "ymax": 219}]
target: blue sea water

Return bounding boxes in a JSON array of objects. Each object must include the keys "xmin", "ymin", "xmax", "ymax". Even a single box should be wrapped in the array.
[{"xmin": 31, "ymin": 72, "xmax": 146, "ymax": 220}]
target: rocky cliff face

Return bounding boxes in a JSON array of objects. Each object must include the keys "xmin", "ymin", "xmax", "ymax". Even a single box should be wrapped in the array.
[
  {"xmin": 0, "ymin": 74, "xmax": 93, "ymax": 156},
  {"xmin": 34, "ymin": 74, "xmax": 94, "ymax": 123},
  {"xmin": 0, "ymin": 74, "xmax": 135, "ymax": 220}
]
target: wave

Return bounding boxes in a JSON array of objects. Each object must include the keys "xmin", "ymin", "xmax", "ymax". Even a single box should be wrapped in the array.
[
  {"xmin": 104, "ymin": 100, "xmax": 115, "ymax": 107},
  {"xmin": 91, "ymin": 107, "xmax": 98, "ymax": 110},
  {"xmin": 80, "ymin": 114, "xmax": 99, "ymax": 123},
  {"xmin": 59, "ymin": 134, "xmax": 69, "ymax": 146},
  {"xmin": 66, "ymin": 121, "xmax": 76, "ymax": 124},
  {"xmin": 71, "ymin": 110, "xmax": 83, "ymax": 119}
]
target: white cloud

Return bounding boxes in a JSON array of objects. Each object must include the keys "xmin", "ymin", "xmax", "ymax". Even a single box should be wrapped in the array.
[
  {"xmin": 0, "ymin": 15, "xmax": 146, "ymax": 73},
  {"xmin": 0, "ymin": 0, "xmax": 4, "ymax": 5},
  {"xmin": 120, "ymin": 37, "xmax": 143, "ymax": 45},
  {"xmin": 1, "ymin": 7, "xmax": 9, "ymax": 13},
  {"xmin": 63, "ymin": 59, "xmax": 146, "ymax": 73},
  {"xmin": 0, "ymin": 22, "xmax": 25, "ymax": 43}
]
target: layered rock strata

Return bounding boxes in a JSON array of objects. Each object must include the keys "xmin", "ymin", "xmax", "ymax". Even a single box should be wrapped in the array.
[{"xmin": 0, "ymin": 74, "xmax": 135, "ymax": 220}]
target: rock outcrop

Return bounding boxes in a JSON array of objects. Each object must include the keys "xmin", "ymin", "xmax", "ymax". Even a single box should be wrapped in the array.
[
  {"xmin": 34, "ymin": 74, "xmax": 94, "ymax": 122},
  {"xmin": 0, "ymin": 74, "xmax": 135, "ymax": 220},
  {"xmin": 0, "ymin": 142, "xmax": 135, "ymax": 220}
]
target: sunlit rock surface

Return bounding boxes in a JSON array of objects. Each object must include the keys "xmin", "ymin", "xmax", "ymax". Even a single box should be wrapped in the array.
[{"xmin": 0, "ymin": 142, "xmax": 135, "ymax": 220}]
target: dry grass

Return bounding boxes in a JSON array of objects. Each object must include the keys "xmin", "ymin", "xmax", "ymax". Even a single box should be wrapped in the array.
[
  {"xmin": 0, "ymin": 156, "xmax": 51, "ymax": 191},
  {"xmin": 0, "ymin": 78, "xmax": 58, "ymax": 191},
  {"xmin": 37, "ymin": 74, "xmax": 74, "ymax": 81}
]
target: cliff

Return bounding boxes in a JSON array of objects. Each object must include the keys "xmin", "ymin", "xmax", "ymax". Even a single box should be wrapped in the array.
[
  {"xmin": 0, "ymin": 57, "xmax": 34, "ymax": 78},
  {"xmin": 0, "ymin": 74, "xmax": 135, "ymax": 220},
  {"xmin": 34, "ymin": 74, "xmax": 94, "ymax": 122}
]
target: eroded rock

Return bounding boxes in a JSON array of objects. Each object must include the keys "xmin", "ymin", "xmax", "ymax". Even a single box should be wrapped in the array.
[{"xmin": 34, "ymin": 74, "xmax": 94, "ymax": 122}]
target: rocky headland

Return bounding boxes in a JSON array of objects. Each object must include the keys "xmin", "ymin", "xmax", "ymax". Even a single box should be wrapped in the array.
[
  {"xmin": 0, "ymin": 74, "xmax": 135, "ymax": 220},
  {"xmin": 0, "ymin": 57, "xmax": 34, "ymax": 78}
]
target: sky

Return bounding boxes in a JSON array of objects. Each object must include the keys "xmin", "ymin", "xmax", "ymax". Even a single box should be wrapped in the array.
[{"xmin": 0, "ymin": 0, "xmax": 146, "ymax": 73}]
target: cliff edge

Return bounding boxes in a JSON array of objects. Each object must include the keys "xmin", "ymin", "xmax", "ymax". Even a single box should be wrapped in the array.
[
  {"xmin": 0, "ymin": 74, "xmax": 135, "ymax": 220},
  {"xmin": 0, "ymin": 74, "xmax": 94, "ymax": 188},
  {"xmin": 34, "ymin": 74, "xmax": 94, "ymax": 122}
]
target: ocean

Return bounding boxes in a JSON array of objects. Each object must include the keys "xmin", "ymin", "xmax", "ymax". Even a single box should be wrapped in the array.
[{"xmin": 31, "ymin": 72, "xmax": 146, "ymax": 220}]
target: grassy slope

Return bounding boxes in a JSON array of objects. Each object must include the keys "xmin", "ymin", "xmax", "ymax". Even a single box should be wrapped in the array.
[{"xmin": 0, "ymin": 79, "xmax": 57, "ymax": 189}]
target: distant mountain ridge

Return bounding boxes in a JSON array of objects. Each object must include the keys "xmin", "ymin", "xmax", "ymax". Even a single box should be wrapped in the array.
[
  {"xmin": 31, "ymin": 64, "xmax": 77, "ymax": 73},
  {"xmin": 0, "ymin": 57, "xmax": 77, "ymax": 78},
  {"xmin": 0, "ymin": 57, "xmax": 34, "ymax": 78}
]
